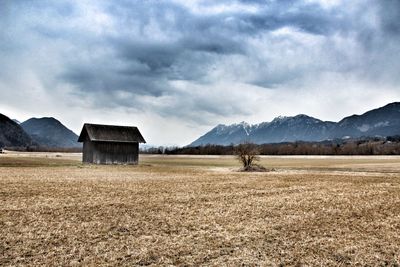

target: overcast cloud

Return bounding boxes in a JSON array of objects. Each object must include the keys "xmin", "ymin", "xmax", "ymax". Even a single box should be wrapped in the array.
[{"xmin": 1, "ymin": 0, "xmax": 399, "ymax": 145}]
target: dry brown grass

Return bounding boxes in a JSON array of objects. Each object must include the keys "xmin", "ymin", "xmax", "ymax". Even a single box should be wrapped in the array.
[{"xmin": 1, "ymin": 153, "xmax": 400, "ymax": 266}]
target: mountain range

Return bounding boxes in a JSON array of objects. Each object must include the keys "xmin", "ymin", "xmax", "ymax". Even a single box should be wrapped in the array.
[
  {"xmin": 189, "ymin": 102, "xmax": 400, "ymax": 146},
  {"xmin": 0, "ymin": 115, "xmax": 80, "ymax": 148},
  {"xmin": 1, "ymin": 102, "xmax": 400, "ymax": 149}
]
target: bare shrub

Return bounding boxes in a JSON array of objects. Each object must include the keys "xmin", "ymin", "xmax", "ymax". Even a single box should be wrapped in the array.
[{"xmin": 235, "ymin": 142, "xmax": 266, "ymax": 171}]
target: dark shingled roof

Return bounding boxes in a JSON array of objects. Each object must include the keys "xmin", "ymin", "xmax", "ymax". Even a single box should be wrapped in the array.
[{"xmin": 78, "ymin": 123, "xmax": 146, "ymax": 143}]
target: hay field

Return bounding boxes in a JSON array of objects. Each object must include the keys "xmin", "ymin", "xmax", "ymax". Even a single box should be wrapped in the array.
[{"xmin": 1, "ymin": 153, "xmax": 400, "ymax": 266}]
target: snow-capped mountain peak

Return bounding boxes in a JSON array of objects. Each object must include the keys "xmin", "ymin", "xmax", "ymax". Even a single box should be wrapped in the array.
[{"xmin": 189, "ymin": 102, "xmax": 400, "ymax": 146}]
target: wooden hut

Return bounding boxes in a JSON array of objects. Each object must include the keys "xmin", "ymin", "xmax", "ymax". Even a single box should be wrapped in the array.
[{"xmin": 78, "ymin": 123, "xmax": 146, "ymax": 164}]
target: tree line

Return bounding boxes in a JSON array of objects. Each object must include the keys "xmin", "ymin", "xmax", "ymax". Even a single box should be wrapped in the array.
[{"xmin": 141, "ymin": 136, "xmax": 400, "ymax": 156}]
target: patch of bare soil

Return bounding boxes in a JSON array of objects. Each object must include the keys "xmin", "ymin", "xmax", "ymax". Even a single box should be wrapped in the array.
[{"xmin": 239, "ymin": 164, "xmax": 275, "ymax": 172}]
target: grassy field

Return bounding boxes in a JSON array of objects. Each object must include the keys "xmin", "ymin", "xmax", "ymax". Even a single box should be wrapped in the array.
[{"xmin": 1, "ymin": 152, "xmax": 400, "ymax": 266}]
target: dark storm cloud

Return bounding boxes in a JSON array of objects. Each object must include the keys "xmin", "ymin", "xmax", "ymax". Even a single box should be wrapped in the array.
[
  {"xmin": 1, "ymin": 0, "xmax": 400, "ymax": 125},
  {"xmin": 343, "ymin": 0, "xmax": 400, "ymax": 85},
  {"xmin": 62, "ymin": 64, "xmax": 169, "ymax": 97},
  {"xmin": 379, "ymin": 0, "xmax": 400, "ymax": 35},
  {"xmin": 240, "ymin": 4, "xmax": 342, "ymax": 34},
  {"xmin": 56, "ymin": 0, "xmax": 345, "ymax": 101}
]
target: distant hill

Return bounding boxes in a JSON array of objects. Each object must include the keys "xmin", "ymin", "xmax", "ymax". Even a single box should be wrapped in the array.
[
  {"xmin": 21, "ymin": 117, "xmax": 80, "ymax": 148},
  {"xmin": 189, "ymin": 102, "xmax": 400, "ymax": 146},
  {"xmin": 0, "ymin": 114, "xmax": 32, "ymax": 148},
  {"xmin": 331, "ymin": 102, "xmax": 400, "ymax": 138}
]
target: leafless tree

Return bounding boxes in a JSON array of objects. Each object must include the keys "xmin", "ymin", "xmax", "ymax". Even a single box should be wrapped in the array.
[{"xmin": 235, "ymin": 142, "xmax": 260, "ymax": 170}]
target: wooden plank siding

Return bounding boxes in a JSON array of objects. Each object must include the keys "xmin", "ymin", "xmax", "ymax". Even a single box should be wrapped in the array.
[{"xmin": 82, "ymin": 141, "xmax": 139, "ymax": 165}]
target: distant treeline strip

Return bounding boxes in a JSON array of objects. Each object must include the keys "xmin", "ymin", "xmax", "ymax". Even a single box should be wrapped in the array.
[
  {"xmin": 3, "ymin": 146, "xmax": 82, "ymax": 153},
  {"xmin": 142, "ymin": 136, "xmax": 400, "ymax": 156}
]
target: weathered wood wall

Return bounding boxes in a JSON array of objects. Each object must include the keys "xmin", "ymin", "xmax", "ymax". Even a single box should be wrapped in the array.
[
  {"xmin": 82, "ymin": 141, "xmax": 139, "ymax": 164},
  {"xmin": 82, "ymin": 141, "xmax": 94, "ymax": 163}
]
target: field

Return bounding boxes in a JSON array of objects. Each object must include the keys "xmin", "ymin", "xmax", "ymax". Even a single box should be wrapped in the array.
[{"xmin": 1, "ymin": 152, "xmax": 400, "ymax": 266}]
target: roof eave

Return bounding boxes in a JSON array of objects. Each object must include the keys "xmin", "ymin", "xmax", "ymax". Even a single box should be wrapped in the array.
[{"xmin": 90, "ymin": 139, "xmax": 146, "ymax": 143}]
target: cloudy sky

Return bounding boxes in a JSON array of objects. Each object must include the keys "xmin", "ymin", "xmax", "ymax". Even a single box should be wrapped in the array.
[{"xmin": 1, "ymin": 0, "xmax": 399, "ymax": 146}]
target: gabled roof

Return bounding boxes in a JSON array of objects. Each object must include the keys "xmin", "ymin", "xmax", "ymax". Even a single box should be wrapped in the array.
[{"xmin": 78, "ymin": 123, "xmax": 146, "ymax": 143}]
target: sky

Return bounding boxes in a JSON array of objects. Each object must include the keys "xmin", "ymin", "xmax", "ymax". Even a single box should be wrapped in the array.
[{"xmin": 1, "ymin": 0, "xmax": 400, "ymax": 146}]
